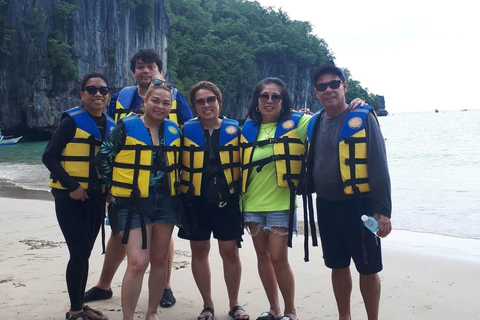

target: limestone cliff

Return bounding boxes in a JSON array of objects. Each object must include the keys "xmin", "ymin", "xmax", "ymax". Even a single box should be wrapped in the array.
[{"xmin": 0, "ymin": 0, "xmax": 170, "ymax": 138}]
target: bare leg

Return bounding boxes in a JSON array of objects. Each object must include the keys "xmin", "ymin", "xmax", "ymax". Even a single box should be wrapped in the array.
[
  {"xmin": 95, "ymin": 233, "xmax": 126, "ymax": 290},
  {"xmin": 332, "ymin": 267, "xmax": 352, "ymax": 320},
  {"xmin": 248, "ymin": 223, "xmax": 281, "ymax": 319},
  {"xmin": 190, "ymin": 240, "xmax": 214, "ymax": 318},
  {"xmin": 267, "ymin": 227, "xmax": 296, "ymax": 320},
  {"xmin": 218, "ymin": 240, "xmax": 242, "ymax": 311},
  {"xmin": 359, "ymin": 273, "xmax": 380, "ymax": 320},
  {"xmin": 145, "ymin": 223, "xmax": 174, "ymax": 320},
  {"xmin": 165, "ymin": 237, "xmax": 174, "ymax": 289},
  {"xmin": 121, "ymin": 227, "xmax": 151, "ymax": 320}
]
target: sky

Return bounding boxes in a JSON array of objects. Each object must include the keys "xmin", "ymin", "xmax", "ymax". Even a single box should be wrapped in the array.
[{"xmin": 253, "ymin": 0, "xmax": 480, "ymax": 114}]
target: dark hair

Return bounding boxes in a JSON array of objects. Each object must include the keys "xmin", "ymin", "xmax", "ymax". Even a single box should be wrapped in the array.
[
  {"xmin": 80, "ymin": 72, "xmax": 109, "ymax": 91},
  {"xmin": 189, "ymin": 81, "xmax": 223, "ymax": 114},
  {"xmin": 246, "ymin": 77, "xmax": 292, "ymax": 125},
  {"xmin": 130, "ymin": 48, "xmax": 163, "ymax": 73}
]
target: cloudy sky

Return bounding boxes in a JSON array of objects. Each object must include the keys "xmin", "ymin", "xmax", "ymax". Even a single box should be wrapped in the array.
[{"xmin": 253, "ymin": 0, "xmax": 480, "ymax": 114}]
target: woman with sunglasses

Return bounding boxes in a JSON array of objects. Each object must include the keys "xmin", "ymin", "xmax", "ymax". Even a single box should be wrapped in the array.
[
  {"xmin": 241, "ymin": 78, "xmax": 365, "ymax": 320},
  {"xmin": 240, "ymin": 77, "xmax": 308, "ymax": 320},
  {"xmin": 177, "ymin": 81, "xmax": 249, "ymax": 320},
  {"xmin": 94, "ymin": 81, "xmax": 181, "ymax": 320},
  {"xmin": 42, "ymin": 73, "xmax": 113, "ymax": 320}
]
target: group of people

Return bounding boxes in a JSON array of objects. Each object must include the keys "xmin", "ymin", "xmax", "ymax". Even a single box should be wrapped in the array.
[{"xmin": 43, "ymin": 48, "xmax": 392, "ymax": 320}]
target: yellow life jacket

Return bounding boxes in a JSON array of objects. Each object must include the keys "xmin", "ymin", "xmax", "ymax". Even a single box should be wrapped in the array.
[
  {"xmin": 114, "ymin": 86, "xmax": 180, "ymax": 126},
  {"xmin": 110, "ymin": 115, "xmax": 181, "ymax": 198},
  {"xmin": 49, "ymin": 106, "xmax": 115, "ymax": 191},
  {"xmin": 306, "ymin": 106, "xmax": 378, "ymax": 195},
  {"xmin": 240, "ymin": 111, "xmax": 306, "ymax": 194},
  {"xmin": 180, "ymin": 117, "xmax": 240, "ymax": 196}
]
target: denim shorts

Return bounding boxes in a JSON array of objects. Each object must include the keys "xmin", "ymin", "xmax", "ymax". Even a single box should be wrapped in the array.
[
  {"xmin": 117, "ymin": 186, "xmax": 181, "ymax": 232},
  {"xmin": 244, "ymin": 210, "xmax": 297, "ymax": 236}
]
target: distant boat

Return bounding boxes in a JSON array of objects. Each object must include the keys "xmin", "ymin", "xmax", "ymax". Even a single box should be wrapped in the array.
[
  {"xmin": 435, "ymin": 109, "xmax": 439, "ymax": 113},
  {"xmin": 0, "ymin": 133, "xmax": 22, "ymax": 146},
  {"xmin": 461, "ymin": 109, "xmax": 467, "ymax": 111}
]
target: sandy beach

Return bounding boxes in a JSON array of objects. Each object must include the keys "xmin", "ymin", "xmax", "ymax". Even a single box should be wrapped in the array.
[{"xmin": 1, "ymin": 188, "xmax": 479, "ymax": 319}]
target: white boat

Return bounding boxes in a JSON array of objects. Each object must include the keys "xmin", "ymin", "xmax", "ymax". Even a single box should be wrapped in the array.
[{"xmin": 0, "ymin": 133, "xmax": 22, "ymax": 146}]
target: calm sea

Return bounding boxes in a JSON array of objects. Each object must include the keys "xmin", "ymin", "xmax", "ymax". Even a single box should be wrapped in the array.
[{"xmin": 1, "ymin": 110, "xmax": 479, "ymax": 239}]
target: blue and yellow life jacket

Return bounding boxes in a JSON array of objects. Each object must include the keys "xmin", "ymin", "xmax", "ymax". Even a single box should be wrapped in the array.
[
  {"xmin": 180, "ymin": 118, "xmax": 241, "ymax": 196},
  {"xmin": 240, "ymin": 111, "xmax": 306, "ymax": 193},
  {"xmin": 49, "ymin": 106, "xmax": 115, "ymax": 191},
  {"xmin": 114, "ymin": 86, "xmax": 180, "ymax": 125},
  {"xmin": 307, "ymin": 105, "xmax": 378, "ymax": 195},
  {"xmin": 110, "ymin": 115, "xmax": 181, "ymax": 198}
]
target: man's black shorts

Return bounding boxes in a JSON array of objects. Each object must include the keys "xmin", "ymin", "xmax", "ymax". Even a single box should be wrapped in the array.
[
  {"xmin": 178, "ymin": 193, "xmax": 242, "ymax": 242},
  {"xmin": 316, "ymin": 196, "xmax": 382, "ymax": 274}
]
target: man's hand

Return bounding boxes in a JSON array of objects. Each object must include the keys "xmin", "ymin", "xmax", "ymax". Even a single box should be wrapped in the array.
[
  {"xmin": 373, "ymin": 213, "xmax": 392, "ymax": 238},
  {"xmin": 299, "ymin": 108, "xmax": 314, "ymax": 115},
  {"xmin": 69, "ymin": 185, "xmax": 89, "ymax": 201}
]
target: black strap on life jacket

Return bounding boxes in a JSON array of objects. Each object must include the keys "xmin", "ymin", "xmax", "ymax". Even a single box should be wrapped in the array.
[
  {"xmin": 343, "ymin": 136, "xmax": 369, "ymax": 194},
  {"xmin": 114, "ymin": 108, "xmax": 133, "ymax": 122},
  {"xmin": 179, "ymin": 144, "xmax": 240, "ymax": 196},
  {"xmin": 299, "ymin": 138, "xmax": 318, "ymax": 261},
  {"xmin": 117, "ymin": 144, "xmax": 153, "ymax": 250},
  {"xmin": 344, "ymin": 134, "xmax": 371, "ymax": 265}
]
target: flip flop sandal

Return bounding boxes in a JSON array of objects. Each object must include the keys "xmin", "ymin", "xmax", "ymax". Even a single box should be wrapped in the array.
[
  {"xmin": 229, "ymin": 305, "xmax": 250, "ymax": 320},
  {"xmin": 256, "ymin": 312, "xmax": 276, "ymax": 320},
  {"xmin": 198, "ymin": 306, "xmax": 215, "ymax": 320},
  {"xmin": 84, "ymin": 287, "xmax": 113, "ymax": 302},
  {"xmin": 83, "ymin": 305, "xmax": 108, "ymax": 320},
  {"xmin": 277, "ymin": 317, "xmax": 297, "ymax": 320},
  {"xmin": 159, "ymin": 288, "xmax": 176, "ymax": 308},
  {"xmin": 65, "ymin": 311, "xmax": 88, "ymax": 320}
]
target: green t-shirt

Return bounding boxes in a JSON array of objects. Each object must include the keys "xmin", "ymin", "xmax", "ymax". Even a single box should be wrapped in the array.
[{"xmin": 242, "ymin": 115, "xmax": 311, "ymax": 212}]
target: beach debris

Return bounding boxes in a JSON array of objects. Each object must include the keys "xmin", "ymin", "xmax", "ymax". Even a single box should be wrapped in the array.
[
  {"xmin": 19, "ymin": 239, "xmax": 64, "ymax": 250},
  {"xmin": 173, "ymin": 261, "xmax": 189, "ymax": 270},
  {"xmin": 174, "ymin": 249, "xmax": 191, "ymax": 257}
]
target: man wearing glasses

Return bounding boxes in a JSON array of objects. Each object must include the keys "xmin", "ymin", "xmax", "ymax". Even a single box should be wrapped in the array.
[
  {"xmin": 86, "ymin": 48, "xmax": 192, "ymax": 308},
  {"xmin": 306, "ymin": 64, "xmax": 392, "ymax": 320}
]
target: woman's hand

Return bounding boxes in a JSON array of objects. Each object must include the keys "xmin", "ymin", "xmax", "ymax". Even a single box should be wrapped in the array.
[
  {"xmin": 348, "ymin": 98, "xmax": 366, "ymax": 110},
  {"xmin": 69, "ymin": 185, "xmax": 89, "ymax": 201}
]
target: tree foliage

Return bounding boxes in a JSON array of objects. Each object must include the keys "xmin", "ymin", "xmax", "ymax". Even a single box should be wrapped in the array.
[
  {"xmin": 166, "ymin": 0, "xmax": 333, "ymax": 96},
  {"xmin": 165, "ymin": 0, "xmax": 385, "ymax": 113}
]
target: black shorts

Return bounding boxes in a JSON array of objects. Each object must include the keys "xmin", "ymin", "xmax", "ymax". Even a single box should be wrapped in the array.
[
  {"xmin": 316, "ymin": 196, "xmax": 382, "ymax": 275},
  {"xmin": 177, "ymin": 193, "xmax": 242, "ymax": 242}
]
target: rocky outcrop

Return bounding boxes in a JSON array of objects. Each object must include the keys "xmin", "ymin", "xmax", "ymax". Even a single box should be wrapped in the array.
[{"xmin": 0, "ymin": 0, "xmax": 170, "ymax": 138}]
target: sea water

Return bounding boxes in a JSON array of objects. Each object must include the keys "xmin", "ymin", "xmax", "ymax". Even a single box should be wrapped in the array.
[{"xmin": 1, "ymin": 110, "xmax": 479, "ymax": 239}]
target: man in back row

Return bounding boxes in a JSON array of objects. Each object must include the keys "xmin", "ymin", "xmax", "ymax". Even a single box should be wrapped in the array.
[
  {"xmin": 85, "ymin": 48, "xmax": 193, "ymax": 308},
  {"xmin": 307, "ymin": 64, "xmax": 392, "ymax": 320}
]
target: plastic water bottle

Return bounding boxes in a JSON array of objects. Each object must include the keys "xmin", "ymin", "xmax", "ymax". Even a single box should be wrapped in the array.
[{"xmin": 361, "ymin": 215, "xmax": 379, "ymax": 233}]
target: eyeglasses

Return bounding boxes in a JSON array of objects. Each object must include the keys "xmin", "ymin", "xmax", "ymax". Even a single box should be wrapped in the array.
[
  {"xmin": 149, "ymin": 78, "xmax": 174, "ymax": 90},
  {"xmin": 315, "ymin": 80, "xmax": 343, "ymax": 92},
  {"xmin": 259, "ymin": 93, "xmax": 282, "ymax": 103},
  {"xmin": 84, "ymin": 86, "xmax": 109, "ymax": 96},
  {"xmin": 194, "ymin": 96, "xmax": 217, "ymax": 107}
]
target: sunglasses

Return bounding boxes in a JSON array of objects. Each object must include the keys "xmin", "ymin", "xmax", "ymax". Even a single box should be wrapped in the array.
[
  {"xmin": 194, "ymin": 96, "xmax": 217, "ymax": 107},
  {"xmin": 150, "ymin": 78, "xmax": 174, "ymax": 90},
  {"xmin": 315, "ymin": 80, "xmax": 343, "ymax": 92},
  {"xmin": 84, "ymin": 86, "xmax": 109, "ymax": 96},
  {"xmin": 259, "ymin": 93, "xmax": 282, "ymax": 103}
]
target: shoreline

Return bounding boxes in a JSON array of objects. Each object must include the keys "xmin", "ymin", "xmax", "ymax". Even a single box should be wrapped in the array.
[{"xmin": 1, "ymin": 196, "xmax": 479, "ymax": 319}]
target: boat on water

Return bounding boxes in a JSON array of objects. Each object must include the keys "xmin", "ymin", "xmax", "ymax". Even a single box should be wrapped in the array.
[{"xmin": 0, "ymin": 133, "xmax": 22, "ymax": 146}]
